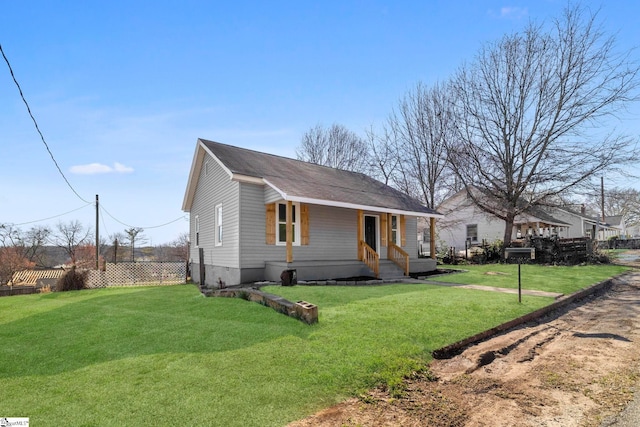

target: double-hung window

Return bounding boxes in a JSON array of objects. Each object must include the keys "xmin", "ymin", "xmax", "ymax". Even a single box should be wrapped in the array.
[
  {"xmin": 466, "ymin": 224, "xmax": 478, "ymax": 243},
  {"xmin": 215, "ymin": 204, "xmax": 223, "ymax": 246},
  {"xmin": 276, "ymin": 202, "xmax": 300, "ymax": 245},
  {"xmin": 390, "ymin": 215, "xmax": 400, "ymax": 245}
]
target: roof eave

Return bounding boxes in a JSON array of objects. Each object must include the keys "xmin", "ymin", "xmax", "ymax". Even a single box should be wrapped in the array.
[{"xmin": 182, "ymin": 139, "xmax": 236, "ymax": 212}]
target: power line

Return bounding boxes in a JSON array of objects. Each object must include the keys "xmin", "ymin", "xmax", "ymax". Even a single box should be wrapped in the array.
[
  {"xmin": 6, "ymin": 203, "xmax": 93, "ymax": 226},
  {"xmin": 99, "ymin": 204, "xmax": 187, "ymax": 230},
  {"xmin": 0, "ymin": 43, "xmax": 90, "ymax": 204}
]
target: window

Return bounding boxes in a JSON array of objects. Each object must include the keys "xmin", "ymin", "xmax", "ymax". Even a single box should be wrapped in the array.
[
  {"xmin": 215, "ymin": 204, "xmax": 223, "ymax": 246},
  {"xmin": 195, "ymin": 215, "xmax": 200, "ymax": 247},
  {"xmin": 390, "ymin": 215, "xmax": 400, "ymax": 245},
  {"xmin": 276, "ymin": 202, "xmax": 300, "ymax": 245},
  {"xmin": 466, "ymin": 224, "xmax": 478, "ymax": 243}
]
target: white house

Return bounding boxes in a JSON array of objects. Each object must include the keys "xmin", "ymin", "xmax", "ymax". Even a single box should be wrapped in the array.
[{"xmin": 435, "ymin": 190, "xmax": 619, "ymax": 251}]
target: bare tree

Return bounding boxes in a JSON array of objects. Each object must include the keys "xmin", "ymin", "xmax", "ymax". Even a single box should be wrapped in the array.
[
  {"xmin": 0, "ymin": 224, "xmax": 34, "ymax": 285},
  {"xmin": 53, "ymin": 220, "xmax": 92, "ymax": 266},
  {"xmin": 0, "ymin": 224, "xmax": 51, "ymax": 267},
  {"xmin": 585, "ymin": 186, "xmax": 640, "ymax": 227},
  {"xmin": 124, "ymin": 227, "xmax": 146, "ymax": 262},
  {"xmin": 389, "ymin": 81, "xmax": 457, "ymax": 209},
  {"xmin": 448, "ymin": 4, "xmax": 639, "ymax": 247},
  {"xmin": 296, "ymin": 123, "xmax": 370, "ymax": 173},
  {"xmin": 168, "ymin": 232, "xmax": 190, "ymax": 262},
  {"xmin": 23, "ymin": 225, "xmax": 52, "ymax": 266},
  {"xmin": 365, "ymin": 124, "xmax": 401, "ymax": 186}
]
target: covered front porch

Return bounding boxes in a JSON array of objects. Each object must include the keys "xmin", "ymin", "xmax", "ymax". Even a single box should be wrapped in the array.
[
  {"xmin": 272, "ymin": 201, "xmax": 439, "ymax": 281},
  {"xmin": 511, "ymin": 211, "xmax": 571, "ymax": 243}
]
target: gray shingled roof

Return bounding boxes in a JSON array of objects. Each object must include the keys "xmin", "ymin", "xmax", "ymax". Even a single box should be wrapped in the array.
[
  {"xmin": 522, "ymin": 205, "xmax": 571, "ymax": 226},
  {"xmin": 200, "ymin": 139, "xmax": 440, "ymax": 216}
]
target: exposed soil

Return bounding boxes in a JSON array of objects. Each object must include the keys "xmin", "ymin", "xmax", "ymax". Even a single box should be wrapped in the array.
[{"xmin": 288, "ymin": 252, "xmax": 640, "ymax": 427}]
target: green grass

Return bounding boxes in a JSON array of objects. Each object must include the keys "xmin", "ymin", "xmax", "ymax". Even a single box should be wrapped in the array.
[
  {"xmin": 0, "ymin": 264, "xmax": 623, "ymax": 426},
  {"xmin": 432, "ymin": 263, "xmax": 629, "ymax": 294}
]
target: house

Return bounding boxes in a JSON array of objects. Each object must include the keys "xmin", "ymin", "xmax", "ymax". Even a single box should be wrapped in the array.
[
  {"xmin": 436, "ymin": 189, "xmax": 618, "ymax": 251},
  {"xmin": 547, "ymin": 207, "xmax": 619, "ymax": 240},
  {"xmin": 602, "ymin": 215, "xmax": 627, "ymax": 239},
  {"xmin": 182, "ymin": 139, "xmax": 443, "ymax": 287}
]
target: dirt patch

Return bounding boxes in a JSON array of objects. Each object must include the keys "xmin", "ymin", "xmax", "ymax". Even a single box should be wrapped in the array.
[{"xmin": 288, "ymin": 266, "xmax": 640, "ymax": 427}]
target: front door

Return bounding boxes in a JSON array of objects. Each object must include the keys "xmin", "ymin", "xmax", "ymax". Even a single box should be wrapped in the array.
[{"xmin": 364, "ymin": 215, "xmax": 378, "ymax": 252}]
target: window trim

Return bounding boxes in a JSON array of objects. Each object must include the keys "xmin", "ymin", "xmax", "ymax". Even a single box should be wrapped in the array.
[
  {"xmin": 215, "ymin": 204, "xmax": 223, "ymax": 246},
  {"xmin": 466, "ymin": 223, "xmax": 478, "ymax": 243},
  {"xmin": 390, "ymin": 214, "xmax": 400, "ymax": 246},
  {"xmin": 276, "ymin": 201, "xmax": 300, "ymax": 246},
  {"xmin": 195, "ymin": 215, "xmax": 200, "ymax": 247}
]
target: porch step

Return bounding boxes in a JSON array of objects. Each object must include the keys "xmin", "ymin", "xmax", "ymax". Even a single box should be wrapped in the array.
[{"xmin": 376, "ymin": 260, "xmax": 407, "ymax": 280}]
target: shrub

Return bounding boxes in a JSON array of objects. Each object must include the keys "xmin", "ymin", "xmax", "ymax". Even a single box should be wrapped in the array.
[{"xmin": 56, "ymin": 267, "xmax": 88, "ymax": 292}]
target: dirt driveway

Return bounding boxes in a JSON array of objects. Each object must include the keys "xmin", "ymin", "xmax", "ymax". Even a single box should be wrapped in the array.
[{"xmin": 289, "ymin": 256, "xmax": 640, "ymax": 427}]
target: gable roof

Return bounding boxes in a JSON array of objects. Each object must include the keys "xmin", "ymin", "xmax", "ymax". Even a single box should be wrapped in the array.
[
  {"xmin": 605, "ymin": 215, "xmax": 624, "ymax": 227},
  {"xmin": 438, "ymin": 187, "xmax": 569, "ymax": 226},
  {"xmin": 183, "ymin": 139, "xmax": 442, "ymax": 218},
  {"xmin": 516, "ymin": 205, "xmax": 571, "ymax": 227},
  {"xmin": 553, "ymin": 207, "xmax": 618, "ymax": 230}
]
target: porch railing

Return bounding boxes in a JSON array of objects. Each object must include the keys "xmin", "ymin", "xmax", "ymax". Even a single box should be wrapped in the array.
[
  {"xmin": 360, "ymin": 241, "xmax": 379, "ymax": 278},
  {"xmin": 388, "ymin": 243, "xmax": 409, "ymax": 276}
]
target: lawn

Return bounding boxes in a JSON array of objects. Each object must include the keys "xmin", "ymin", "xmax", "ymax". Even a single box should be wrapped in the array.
[
  {"xmin": 0, "ymin": 263, "xmax": 623, "ymax": 426},
  {"xmin": 432, "ymin": 263, "xmax": 629, "ymax": 294}
]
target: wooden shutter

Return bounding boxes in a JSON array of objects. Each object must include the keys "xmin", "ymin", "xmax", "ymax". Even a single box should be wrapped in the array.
[
  {"xmin": 265, "ymin": 203, "xmax": 276, "ymax": 245},
  {"xmin": 380, "ymin": 213, "xmax": 388, "ymax": 246},
  {"xmin": 400, "ymin": 215, "xmax": 406, "ymax": 246},
  {"xmin": 301, "ymin": 204, "xmax": 309, "ymax": 245}
]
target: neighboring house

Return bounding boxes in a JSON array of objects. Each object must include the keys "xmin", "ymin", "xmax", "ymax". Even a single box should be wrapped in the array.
[
  {"xmin": 546, "ymin": 207, "xmax": 618, "ymax": 240},
  {"xmin": 437, "ymin": 190, "xmax": 569, "ymax": 251},
  {"xmin": 436, "ymin": 190, "xmax": 620, "ymax": 250},
  {"xmin": 182, "ymin": 139, "xmax": 443, "ymax": 287},
  {"xmin": 602, "ymin": 215, "xmax": 627, "ymax": 239}
]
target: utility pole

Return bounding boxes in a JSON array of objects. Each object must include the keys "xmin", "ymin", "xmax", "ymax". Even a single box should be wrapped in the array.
[
  {"xmin": 601, "ymin": 176, "xmax": 606, "ymax": 222},
  {"xmin": 95, "ymin": 194, "xmax": 99, "ymax": 270}
]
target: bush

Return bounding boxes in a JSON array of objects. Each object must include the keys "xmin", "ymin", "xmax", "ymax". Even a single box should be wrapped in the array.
[{"xmin": 56, "ymin": 267, "xmax": 88, "ymax": 292}]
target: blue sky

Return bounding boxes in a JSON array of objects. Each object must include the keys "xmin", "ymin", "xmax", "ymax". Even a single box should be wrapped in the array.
[{"xmin": 1, "ymin": 1, "xmax": 639, "ymax": 245}]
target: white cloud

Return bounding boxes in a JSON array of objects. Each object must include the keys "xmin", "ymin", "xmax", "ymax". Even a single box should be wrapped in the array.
[
  {"xmin": 113, "ymin": 162, "xmax": 135, "ymax": 173},
  {"xmin": 496, "ymin": 7, "xmax": 528, "ymax": 19},
  {"xmin": 70, "ymin": 162, "xmax": 134, "ymax": 175}
]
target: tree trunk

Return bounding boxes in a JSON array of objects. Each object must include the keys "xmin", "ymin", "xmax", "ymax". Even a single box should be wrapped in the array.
[{"xmin": 503, "ymin": 215, "xmax": 515, "ymax": 253}]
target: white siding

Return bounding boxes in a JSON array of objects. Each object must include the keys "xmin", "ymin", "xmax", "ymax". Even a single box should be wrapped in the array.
[
  {"xmin": 548, "ymin": 210, "xmax": 594, "ymax": 239},
  {"xmin": 190, "ymin": 152, "xmax": 240, "ymax": 268},
  {"xmin": 264, "ymin": 187, "xmax": 282, "ymax": 204},
  {"xmin": 438, "ymin": 193, "xmax": 506, "ymax": 250}
]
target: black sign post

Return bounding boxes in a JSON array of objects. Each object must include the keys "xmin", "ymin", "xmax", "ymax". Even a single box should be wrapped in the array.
[{"xmin": 504, "ymin": 248, "xmax": 536, "ymax": 303}]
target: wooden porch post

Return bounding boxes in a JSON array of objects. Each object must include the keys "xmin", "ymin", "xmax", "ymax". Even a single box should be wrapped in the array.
[
  {"xmin": 357, "ymin": 209, "xmax": 363, "ymax": 260},
  {"xmin": 286, "ymin": 200, "xmax": 293, "ymax": 263},
  {"xmin": 430, "ymin": 217, "xmax": 436, "ymax": 260}
]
